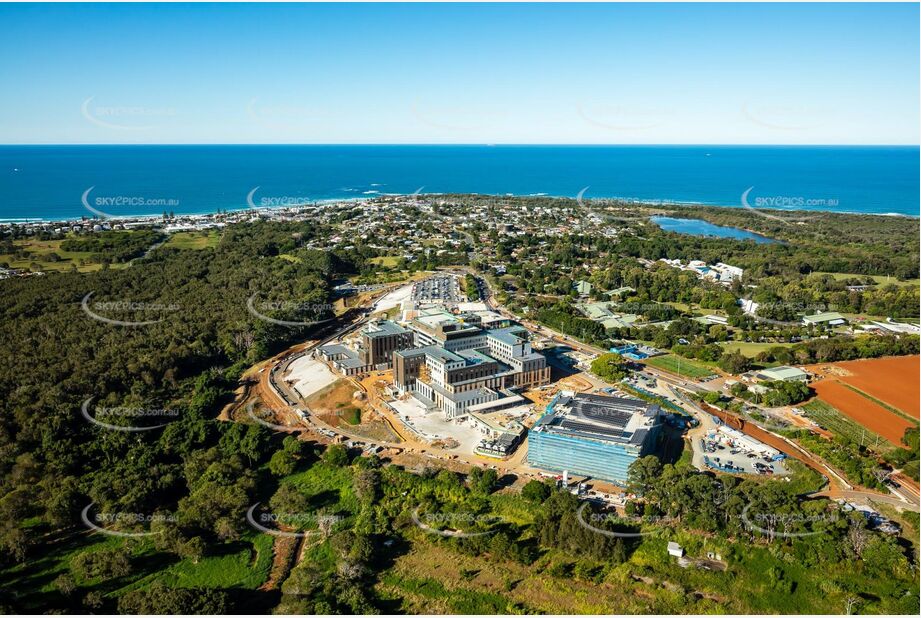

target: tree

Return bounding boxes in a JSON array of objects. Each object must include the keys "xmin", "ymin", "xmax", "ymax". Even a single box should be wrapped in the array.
[
  {"xmin": 53, "ymin": 573, "xmax": 76, "ymax": 597},
  {"xmin": 117, "ymin": 582, "xmax": 229, "ymax": 614},
  {"xmin": 521, "ymin": 479, "xmax": 552, "ymax": 503},
  {"xmin": 268, "ymin": 450, "xmax": 296, "ymax": 476},
  {"xmin": 322, "ymin": 444, "xmax": 349, "ymax": 467},
  {"xmin": 71, "ymin": 548, "xmax": 132, "ymax": 580},
  {"xmin": 468, "ymin": 467, "xmax": 498, "ymax": 495},
  {"xmin": 353, "ymin": 468, "xmax": 380, "ymax": 503},
  {"xmin": 627, "ymin": 455, "xmax": 663, "ymax": 495},
  {"xmin": 718, "ymin": 351, "xmax": 752, "ymax": 374},
  {"xmin": 591, "ymin": 353, "xmax": 629, "ymax": 383}
]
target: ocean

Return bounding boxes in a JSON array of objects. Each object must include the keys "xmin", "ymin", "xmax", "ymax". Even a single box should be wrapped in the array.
[{"xmin": 0, "ymin": 145, "xmax": 917, "ymax": 221}]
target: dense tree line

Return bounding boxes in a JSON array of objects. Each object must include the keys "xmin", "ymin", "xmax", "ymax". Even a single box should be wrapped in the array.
[{"xmin": 0, "ymin": 222, "xmax": 342, "ymax": 605}]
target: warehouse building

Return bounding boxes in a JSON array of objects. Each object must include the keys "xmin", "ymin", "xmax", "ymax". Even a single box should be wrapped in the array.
[
  {"xmin": 527, "ymin": 392, "xmax": 662, "ymax": 484},
  {"xmin": 749, "ymin": 365, "xmax": 809, "ymax": 383},
  {"xmin": 802, "ymin": 311, "xmax": 847, "ymax": 327}
]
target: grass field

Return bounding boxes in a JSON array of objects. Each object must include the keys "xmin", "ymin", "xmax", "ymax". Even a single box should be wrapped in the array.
[
  {"xmin": 813, "ymin": 271, "xmax": 920, "ymax": 288},
  {"xmin": 0, "ymin": 239, "xmax": 129, "ymax": 273},
  {"xmin": 801, "ymin": 399, "xmax": 893, "ymax": 451},
  {"xmin": 118, "ymin": 534, "xmax": 272, "ymax": 593},
  {"xmin": 0, "ymin": 527, "xmax": 271, "ymax": 611},
  {"xmin": 277, "ymin": 253, "xmax": 302, "ymax": 263},
  {"xmin": 718, "ymin": 341, "xmax": 795, "ymax": 358},
  {"xmin": 372, "ymin": 523, "xmax": 898, "ymax": 614},
  {"xmin": 280, "ymin": 462, "xmax": 360, "ymax": 517},
  {"xmin": 644, "ymin": 354, "xmax": 716, "ymax": 379},
  {"xmin": 162, "ymin": 230, "xmax": 220, "ymax": 250},
  {"xmin": 369, "ymin": 255, "xmax": 402, "ymax": 267}
]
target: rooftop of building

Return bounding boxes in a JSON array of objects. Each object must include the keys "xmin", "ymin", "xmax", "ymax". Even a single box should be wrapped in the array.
[
  {"xmin": 318, "ymin": 343, "xmax": 355, "ymax": 357},
  {"xmin": 802, "ymin": 311, "xmax": 847, "ymax": 323},
  {"xmin": 411, "ymin": 308, "xmax": 483, "ymax": 335},
  {"xmin": 395, "ymin": 344, "xmax": 464, "ymax": 365},
  {"xmin": 363, "ymin": 319, "xmax": 409, "ymax": 338},
  {"xmin": 486, "ymin": 325, "xmax": 529, "ymax": 345},
  {"xmin": 755, "ymin": 365, "xmax": 809, "ymax": 381},
  {"xmin": 456, "ymin": 347, "xmax": 496, "ymax": 366},
  {"xmin": 533, "ymin": 391, "xmax": 660, "ymax": 448}
]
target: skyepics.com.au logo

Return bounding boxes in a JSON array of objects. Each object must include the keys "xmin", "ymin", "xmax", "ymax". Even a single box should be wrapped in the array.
[
  {"xmin": 741, "ymin": 101, "xmax": 828, "ymax": 132},
  {"xmin": 246, "ymin": 294, "xmax": 334, "ymax": 328},
  {"xmin": 246, "ymin": 503, "xmax": 345, "ymax": 538},
  {"xmin": 576, "ymin": 101, "xmax": 672, "ymax": 132},
  {"xmin": 246, "ymin": 98, "xmax": 329, "ymax": 130},
  {"xmin": 80, "ymin": 397, "xmax": 179, "ymax": 432},
  {"xmin": 575, "ymin": 502, "xmax": 662, "ymax": 539},
  {"xmin": 748, "ymin": 300, "xmax": 838, "ymax": 328},
  {"xmin": 740, "ymin": 503, "xmax": 841, "ymax": 539},
  {"xmin": 246, "ymin": 186, "xmax": 315, "ymax": 210},
  {"xmin": 411, "ymin": 507, "xmax": 504, "ymax": 538},
  {"xmin": 82, "ymin": 186, "xmax": 180, "ymax": 219},
  {"xmin": 81, "ymin": 291, "xmax": 181, "ymax": 327},
  {"xmin": 245, "ymin": 400, "xmax": 307, "ymax": 433},
  {"xmin": 741, "ymin": 187, "xmax": 828, "ymax": 224},
  {"xmin": 81, "ymin": 503, "xmax": 176, "ymax": 537},
  {"xmin": 81, "ymin": 97, "xmax": 177, "ymax": 131}
]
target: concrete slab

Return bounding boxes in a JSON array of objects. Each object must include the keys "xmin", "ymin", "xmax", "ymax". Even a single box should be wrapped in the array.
[
  {"xmin": 390, "ymin": 397, "xmax": 484, "ymax": 454},
  {"xmin": 285, "ymin": 357, "xmax": 338, "ymax": 400}
]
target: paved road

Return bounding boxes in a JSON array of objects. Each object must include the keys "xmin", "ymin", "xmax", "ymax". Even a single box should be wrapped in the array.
[
  {"xmin": 473, "ymin": 273, "xmax": 921, "ymax": 508},
  {"xmin": 810, "ymin": 489, "xmax": 921, "ymax": 513}
]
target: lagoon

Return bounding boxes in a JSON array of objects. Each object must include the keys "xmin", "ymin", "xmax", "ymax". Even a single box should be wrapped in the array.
[{"xmin": 650, "ymin": 216, "xmax": 778, "ymax": 244}]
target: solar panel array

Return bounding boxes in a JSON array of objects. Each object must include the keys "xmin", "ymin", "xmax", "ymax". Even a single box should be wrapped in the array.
[
  {"xmin": 576, "ymin": 402, "xmax": 633, "ymax": 427},
  {"xmin": 558, "ymin": 417, "xmax": 626, "ymax": 439}
]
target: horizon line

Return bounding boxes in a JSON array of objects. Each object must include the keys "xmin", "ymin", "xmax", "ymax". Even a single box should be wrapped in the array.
[{"xmin": 2, "ymin": 143, "xmax": 919, "ymax": 148}]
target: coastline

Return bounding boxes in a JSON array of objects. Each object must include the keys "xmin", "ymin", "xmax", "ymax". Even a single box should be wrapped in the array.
[{"xmin": 2, "ymin": 191, "xmax": 918, "ymax": 227}]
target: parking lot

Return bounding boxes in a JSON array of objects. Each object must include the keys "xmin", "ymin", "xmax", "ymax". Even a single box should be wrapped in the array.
[
  {"xmin": 411, "ymin": 275, "xmax": 460, "ymax": 307},
  {"xmin": 699, "ymin": 436, "xmax": 788, "ymax": 476}
]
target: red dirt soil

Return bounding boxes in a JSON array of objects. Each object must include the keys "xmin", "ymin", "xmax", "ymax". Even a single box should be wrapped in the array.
[
  {"xmin": 810, "ymin": 379, "xmax": 916, "ymax": 446},
  {"xmin": 807, "ymin": 355, "xmax": 919, "ymax": 419}
]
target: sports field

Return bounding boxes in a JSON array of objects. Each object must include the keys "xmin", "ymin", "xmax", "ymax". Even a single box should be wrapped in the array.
[
  {"xmin": 163, "ymin": 230, "xmax": 220, "ymax": 250},
  {"xmin": 644, "ymin": 354, "xmax": 715, "ymax": 379}
]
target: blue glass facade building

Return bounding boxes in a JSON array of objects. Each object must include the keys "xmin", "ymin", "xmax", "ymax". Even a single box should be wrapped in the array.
[{"xmin": 527, "ymin": 392, "xmax": 661, "ymax": 484}]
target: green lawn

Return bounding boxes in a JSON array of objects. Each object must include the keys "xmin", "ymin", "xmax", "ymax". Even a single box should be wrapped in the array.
[
  {"xmin": 162, "ymin": 230, "xmax": 220, "ymax": 250},
  {"xmin": 114, "ymin": 533, "xmax": 272, "ymax": 594},
  {"xmin": 369, "ymin": 255, "xmax": 402, "ymax": 267},
  {"xmin": 0, "ymin": 239, "xmax": 130, "ymax": 273},
  {"xmin": 644, "ymin": 354, "xmax": 716, "ymax": 379},
  {"xmin": 719, "ymin": 341, "xmax": 795, "ymax": 358},
  {"xmin": 813, "ymin": 271, "xmax": 920, "ymax": 288}
]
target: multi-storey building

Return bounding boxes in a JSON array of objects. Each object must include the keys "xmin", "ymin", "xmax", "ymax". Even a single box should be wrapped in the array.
[
  {"xmin": 317, "ymin": 319, "xmax": 413, "ymax": 375},
  {"xmin": 393, "ymin": 310, "xmax": 550, "ymax": 419},
  {"xmin": 359, "ymin": 319, "xmax": 414, "ymax": 368},
  {"xmin": 527, "ymin": 392, "xmax": 661, "ymax": 484}
]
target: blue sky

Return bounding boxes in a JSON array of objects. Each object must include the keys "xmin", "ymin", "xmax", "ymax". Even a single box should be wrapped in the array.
[{"xmin": 0, "ymin": 2, "xmax": 917, "ymax": 144}]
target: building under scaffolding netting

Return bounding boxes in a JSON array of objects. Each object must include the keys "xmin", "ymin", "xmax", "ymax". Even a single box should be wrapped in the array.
[{"xmin": 527, "ymin": 391, "xmax": 662, "ymax": 484}]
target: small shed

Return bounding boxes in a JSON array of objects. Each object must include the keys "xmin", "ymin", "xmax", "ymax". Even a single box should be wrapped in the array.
[{"xmin": 667, "ymin": 541, "xmax": 684, "ymax": 558}]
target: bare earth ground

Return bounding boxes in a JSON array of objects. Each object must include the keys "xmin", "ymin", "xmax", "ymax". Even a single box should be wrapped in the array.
[
  {"xmin": 808, "ymin": 380, "xmax": 915, "ymax": 446},
  {"xmin": 807, "ymin": 355, "xmax": 920, "ymax": 418}
]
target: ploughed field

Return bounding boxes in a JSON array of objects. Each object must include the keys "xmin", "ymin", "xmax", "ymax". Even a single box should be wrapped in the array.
[{"xmin": 806, "ymin": 355, "xmax": 919, "ymax": 446}]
